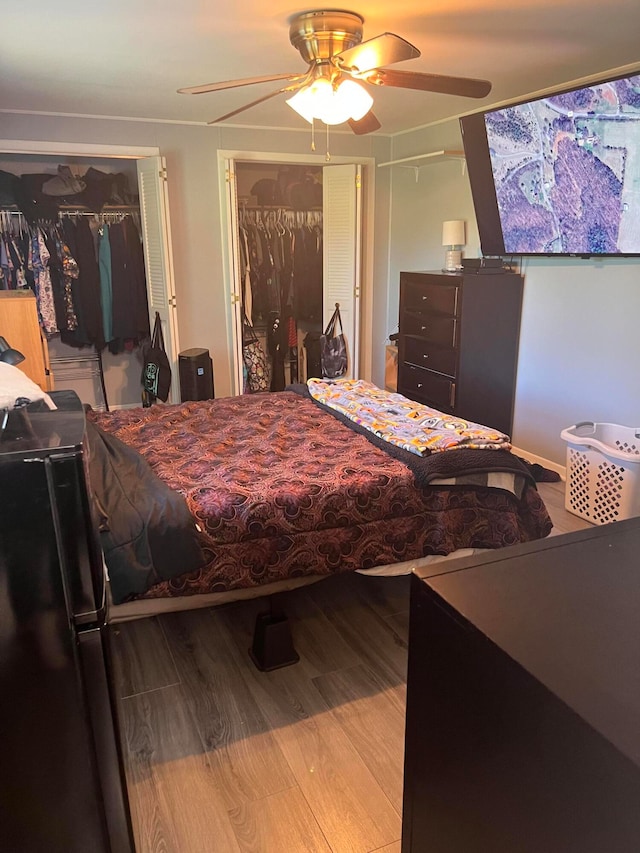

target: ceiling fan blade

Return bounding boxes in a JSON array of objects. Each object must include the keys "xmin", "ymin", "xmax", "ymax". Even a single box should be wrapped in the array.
[
  {"xmin": 366, "ymin": 68, "xmax": 492, "ymax": 99},
  {"xmin": 335, "ymin": 33, "xmax": 420, "ymax": 74},
  {"xmin": 348, "ymin": 111, "xmax": 382, "ymax": 135},
  {"xmin": 206, "ymin": 81, "xmax": 307, "ymax": 124},
  {"xmin": 178, "ymin": 72, "xmax": 305, "ymax": 95}
]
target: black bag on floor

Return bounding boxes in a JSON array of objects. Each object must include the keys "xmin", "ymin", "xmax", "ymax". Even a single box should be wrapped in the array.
[
  {"xmin": 320, "ymin": 304, "xmax": 348, "ymax": 379},
  {"xmin": 303, "ymin": 331, "xmax": 322, "ymax": 380},
  {"xmin": 142, "ymin": 312, "xmax": 171, "ymax": 402}
]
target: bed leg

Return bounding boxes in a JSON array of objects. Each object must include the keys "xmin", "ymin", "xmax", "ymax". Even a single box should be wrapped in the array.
[{"xmin": 249, "ymin": 596, "xmax": 300, "ymax": 671}]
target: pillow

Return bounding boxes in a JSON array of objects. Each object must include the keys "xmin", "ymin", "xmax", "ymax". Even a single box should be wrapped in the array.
[{"xmin": 0, "ymin": 362, "xmax": 56, "ymax": 410}]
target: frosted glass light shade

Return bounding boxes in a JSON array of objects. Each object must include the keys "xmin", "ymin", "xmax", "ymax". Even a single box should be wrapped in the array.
[
  {"xmin": 287, "ymin": 78, "xmax": 373, "ymax": 125},
  {"xmin": 442, "ymin": 220, "xmax": 466, "ymax": 247},
  {"xmin": 287, "ymin": 78, "xmax": 332, "ymax": 123}
]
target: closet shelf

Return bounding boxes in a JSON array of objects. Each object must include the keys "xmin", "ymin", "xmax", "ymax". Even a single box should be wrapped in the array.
[
  {"xmin": 378, "ymin": 150, "xmax": 466, "ymax": 181},
  {"xmin": 377, "ymin": 150, "xmax": 465, "ymax": 168}
]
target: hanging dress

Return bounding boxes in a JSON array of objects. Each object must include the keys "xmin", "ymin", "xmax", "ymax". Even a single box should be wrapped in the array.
[{"xmin": 29, "ymin": 227, "xmax": 58, "ymax": 334}]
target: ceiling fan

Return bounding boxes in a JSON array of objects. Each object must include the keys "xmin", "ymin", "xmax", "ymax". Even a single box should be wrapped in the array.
[{"xmin": 178, "ymin": 9, "xmax": 492, "ymax": 134}]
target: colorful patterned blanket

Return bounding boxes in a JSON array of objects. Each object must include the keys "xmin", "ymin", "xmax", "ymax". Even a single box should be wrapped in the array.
[{"xmin": 307, "ymin": 378, "xmax": 511, "ymax": 456}]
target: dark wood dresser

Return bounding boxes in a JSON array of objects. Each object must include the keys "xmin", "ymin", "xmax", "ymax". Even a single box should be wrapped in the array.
[
  {"xmin": 402, "ymin": 518, "xmax": 640, "ymax": 852},
  {"xmin": 397, "ymin": 270, "xmax": 523, "ymax": 436}
]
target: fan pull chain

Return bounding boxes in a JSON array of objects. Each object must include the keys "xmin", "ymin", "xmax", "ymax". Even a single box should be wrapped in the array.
[
  {"xmin": 325, "ymin": 123, "xmax": 331, "ymax": 162},
  {"xmin": 311, "ymin": 118, "xmax": 316, "ymax": 152}
]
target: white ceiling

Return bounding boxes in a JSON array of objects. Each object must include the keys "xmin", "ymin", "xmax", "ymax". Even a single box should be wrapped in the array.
[{"xmin": 2, "ymin": 1, "xmax": 640, "ymax": 136}]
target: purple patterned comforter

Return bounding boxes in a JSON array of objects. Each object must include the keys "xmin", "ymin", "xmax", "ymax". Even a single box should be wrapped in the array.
[{"xmin": 89, "ymin": 392, "xmax": 552, "ymax": 599}]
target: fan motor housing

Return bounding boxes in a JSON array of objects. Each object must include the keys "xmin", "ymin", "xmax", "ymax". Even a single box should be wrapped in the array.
[{"xmin": 289, "ymin": 9, "xmax": 364, "ymax": 63}]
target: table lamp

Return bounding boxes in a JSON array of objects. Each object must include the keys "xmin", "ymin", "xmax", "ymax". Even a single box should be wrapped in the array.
[{"xmin": 442, "ymin": 220, "xmax": 466, "ymax": 271}]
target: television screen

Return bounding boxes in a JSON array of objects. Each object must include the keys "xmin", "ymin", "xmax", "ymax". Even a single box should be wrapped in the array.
[{"xmin": 460, "ymin": 72, "xmax": 640, "ymax": 257}]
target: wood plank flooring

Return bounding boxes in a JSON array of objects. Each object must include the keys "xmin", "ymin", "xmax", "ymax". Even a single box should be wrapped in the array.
[{"xmin": 110, "ymin": 480, "xmax": 591, "ymax": 853}]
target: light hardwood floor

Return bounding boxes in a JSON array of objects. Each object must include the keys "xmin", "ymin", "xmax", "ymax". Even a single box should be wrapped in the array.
[{"xmin": 111, "ymin": 480, "xmax": 592, "ymax": 853}]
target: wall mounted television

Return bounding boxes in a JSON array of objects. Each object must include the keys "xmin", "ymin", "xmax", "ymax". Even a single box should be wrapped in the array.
[{"xmin": 460, "ymin": 71, "xmax": 640, "ymax": 257}]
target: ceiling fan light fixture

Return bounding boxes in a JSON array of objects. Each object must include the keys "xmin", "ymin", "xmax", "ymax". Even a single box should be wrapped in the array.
[
  {"xmin": 336, "ymin": 79, "xmax": 373, "ymax": 121},
  {"xmin": 286, "ymin": 78, "xmax": 331, "ymax": 123},
  {"xmin": 286, "ymin": 77, "xmax": 373, "ymax": 125}
]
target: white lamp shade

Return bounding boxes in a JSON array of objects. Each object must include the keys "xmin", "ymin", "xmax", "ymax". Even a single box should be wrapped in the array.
[
  {"xmin": 442, "ymin": 220, "xmax": 466, "ymax": 247},
  {"xmin": 287, "ymin": 78, "xmax": 373, "ymax": 125}
]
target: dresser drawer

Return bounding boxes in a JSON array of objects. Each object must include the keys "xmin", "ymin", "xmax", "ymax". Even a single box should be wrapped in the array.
[
  {"xmin": 398, "ymin": 364, "xmax": 456, "ymax": 411},
  {"xmin": 400, "ymin": 311, "xmax": 457, "ymax": 348},
  {"xmin": 402, "ymin": 336, "xmax": 457, "ymax": 378},
  {"xmin": 402, "ymin": 277, "xmax": 460, "ymax": 317}
]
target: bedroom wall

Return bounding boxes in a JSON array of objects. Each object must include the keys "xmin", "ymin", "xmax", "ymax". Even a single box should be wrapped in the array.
[
  {"xmin": 386, "ymin": 118, "xmax": 640, "ymax": 466},
  {"xmin": 1, "ymin": 113, "xmax": 392, "ymax": 399},
  {"xmin": 7, "ymin": 111, "xmax": 636, "ymax": 467}
]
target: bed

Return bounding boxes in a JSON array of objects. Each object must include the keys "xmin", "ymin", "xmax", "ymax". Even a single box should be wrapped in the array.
[{"xmin": 85, "ymin": 383, "xmax": 553, "ymax": 624}]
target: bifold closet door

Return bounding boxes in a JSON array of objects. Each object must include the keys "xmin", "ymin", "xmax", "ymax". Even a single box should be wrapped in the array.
[
  {"xmin": 224, "ymin": 159, "xmax": 363, "ymax": 394},
  {"xmin": 137, "ymin": 156, "xmax": 180, "ymax": 403},
  {"xmin": 224, "ymin": 157, "xmax": 245, "ymax": 396},
  {"xmin": 323, "ymin": 163, "xmax": 362, "ymax": 379}
]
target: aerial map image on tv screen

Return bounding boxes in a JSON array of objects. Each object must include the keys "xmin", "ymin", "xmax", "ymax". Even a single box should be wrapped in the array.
[{"xmin": 485, "ymin": 74, "xmax": 640, "ymax": 255}]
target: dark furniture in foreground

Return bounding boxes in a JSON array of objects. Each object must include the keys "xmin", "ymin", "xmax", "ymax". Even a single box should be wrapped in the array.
[
  {"xmin": 397, "ymin": 270, "xmax": 523, "ymax": 436},
  {"xmin": 0, "ymin": 392, "xmax": 134, "ymax": 852},
  {"xmin": 402, "ymin": 518, "xmax": 640, "ymax": 853}
]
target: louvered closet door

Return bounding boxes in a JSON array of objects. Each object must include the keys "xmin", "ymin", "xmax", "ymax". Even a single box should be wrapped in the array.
[
  {"xmin": 137, "ymin": 156, "xmax": 180, "ymax": 403},
  {"xmin": 224, "ymin": 157, "xmax": 245, "ymax": 396},
  {"xmin": 323, "ymin": 163, "xmax": 362, "ymax": 379}
]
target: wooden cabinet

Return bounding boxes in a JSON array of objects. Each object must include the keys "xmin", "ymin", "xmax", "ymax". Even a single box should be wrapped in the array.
[
  {"xmin": 0, "ymin": 290, "xmax": 53, "ymax": 391},
  {"xmin": 397, "ymin": 270, "xmax": 523, "ymax": 436},
  {"xmin": 402, "ymin": 519, "xmax": 640, "ymax": 853}
]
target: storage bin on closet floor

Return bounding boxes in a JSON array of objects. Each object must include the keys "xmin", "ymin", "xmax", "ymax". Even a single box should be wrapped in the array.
[{"xmin": 561, "ymin": 421, "xmax": 640, "ymax": 524}]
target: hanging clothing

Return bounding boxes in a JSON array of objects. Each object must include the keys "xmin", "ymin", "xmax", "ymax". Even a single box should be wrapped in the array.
[
  {"xmin": 238, "ymin": 208, "xmax": 323, "ymax": 327},
  {"xmin": 1, "ymin": 229, "xmax": 27, "ymax": 291},
  {"xmin": 42, "ymin": 227, "xmax": 66, "ymax": 333},
  {"xmin": 292, "ymin": 224, "xmax": 323, "ymax": 322},
  {"xmin": 0, "ymin": 210, "xmax": 145, "ymax": 346},
  {"xmin": 239, "ymin": 227, "xmax": 253, "ymax": 323},
  {"xmin": 72, "ymin": 216, "xmax": 105, "ymax": 350},
  {"xmin": 237, "ymin": 206, "xmax": 323, "ymax": 390},
  {"xmin": 1, "ymin": 175, "xmax": 150, "ymax": 379},
  {"xmin": 59, "ymin": 216, "xmax": 88, "ymax": 347},
  {"xmin": 54, "ymin": 228, "xmax": 79, "ymax": 332},
  {"xmin": 98, "ymin": 225, "xmax": 113, "ymax": 343},
  {"xmin": 29, "ymin": 228, "xmax": 58, "ymax": 334},
  {"xmin": 109, "ymin": 216, "xmax": 150, "ymax": 351}
]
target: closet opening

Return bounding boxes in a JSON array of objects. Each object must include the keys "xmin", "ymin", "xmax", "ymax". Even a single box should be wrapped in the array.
[
  {"xmin": 236, "ymin": 162, "xmax": 324, "ymax": 392},
  {"xmin": 0, "ymin": 146, "xmax": 179, "ymax": 410},
  {"xmin": 224, "ymin": 155, "xmax": 368, "ymax": 397}
]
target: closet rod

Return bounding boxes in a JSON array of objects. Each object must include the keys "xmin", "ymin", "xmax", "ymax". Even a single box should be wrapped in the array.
[
  {"xmin": 59, "ymin": 204, "xmax": 139, "ymax": 213},
  {"xmin": 240, "ymin": 204, "xmax": 322, "ymax": 212},
  {"xmin": 0, "ymin": 204, "xmax": 139, "ymax": 215}
]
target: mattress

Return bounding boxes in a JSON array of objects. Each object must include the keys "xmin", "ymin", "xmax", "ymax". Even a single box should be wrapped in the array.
[{"xmin": 89, "ymin": 391, "xmax": 552, "ymax": 602}]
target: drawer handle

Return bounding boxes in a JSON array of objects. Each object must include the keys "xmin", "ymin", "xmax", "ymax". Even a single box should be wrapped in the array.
[
  {"xmin": 422, "ymin": 354, "xmax": 429, "ymax": 360},
  {"xmin": 421, "ymin": 295, "xmax": 428, "ymax": 301},
  {"xmin": 420, "ymin": 325, "xmax": 427, "ymax": 332},
  {"xmin": 417, "ymin": 383, "xmax": 423, "ymax": 389}
]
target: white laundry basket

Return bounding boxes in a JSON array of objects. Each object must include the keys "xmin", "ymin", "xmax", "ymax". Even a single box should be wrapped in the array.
[{"xmin": 561, "ymin": 421, "xmax": 640, "ymax": 524}]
